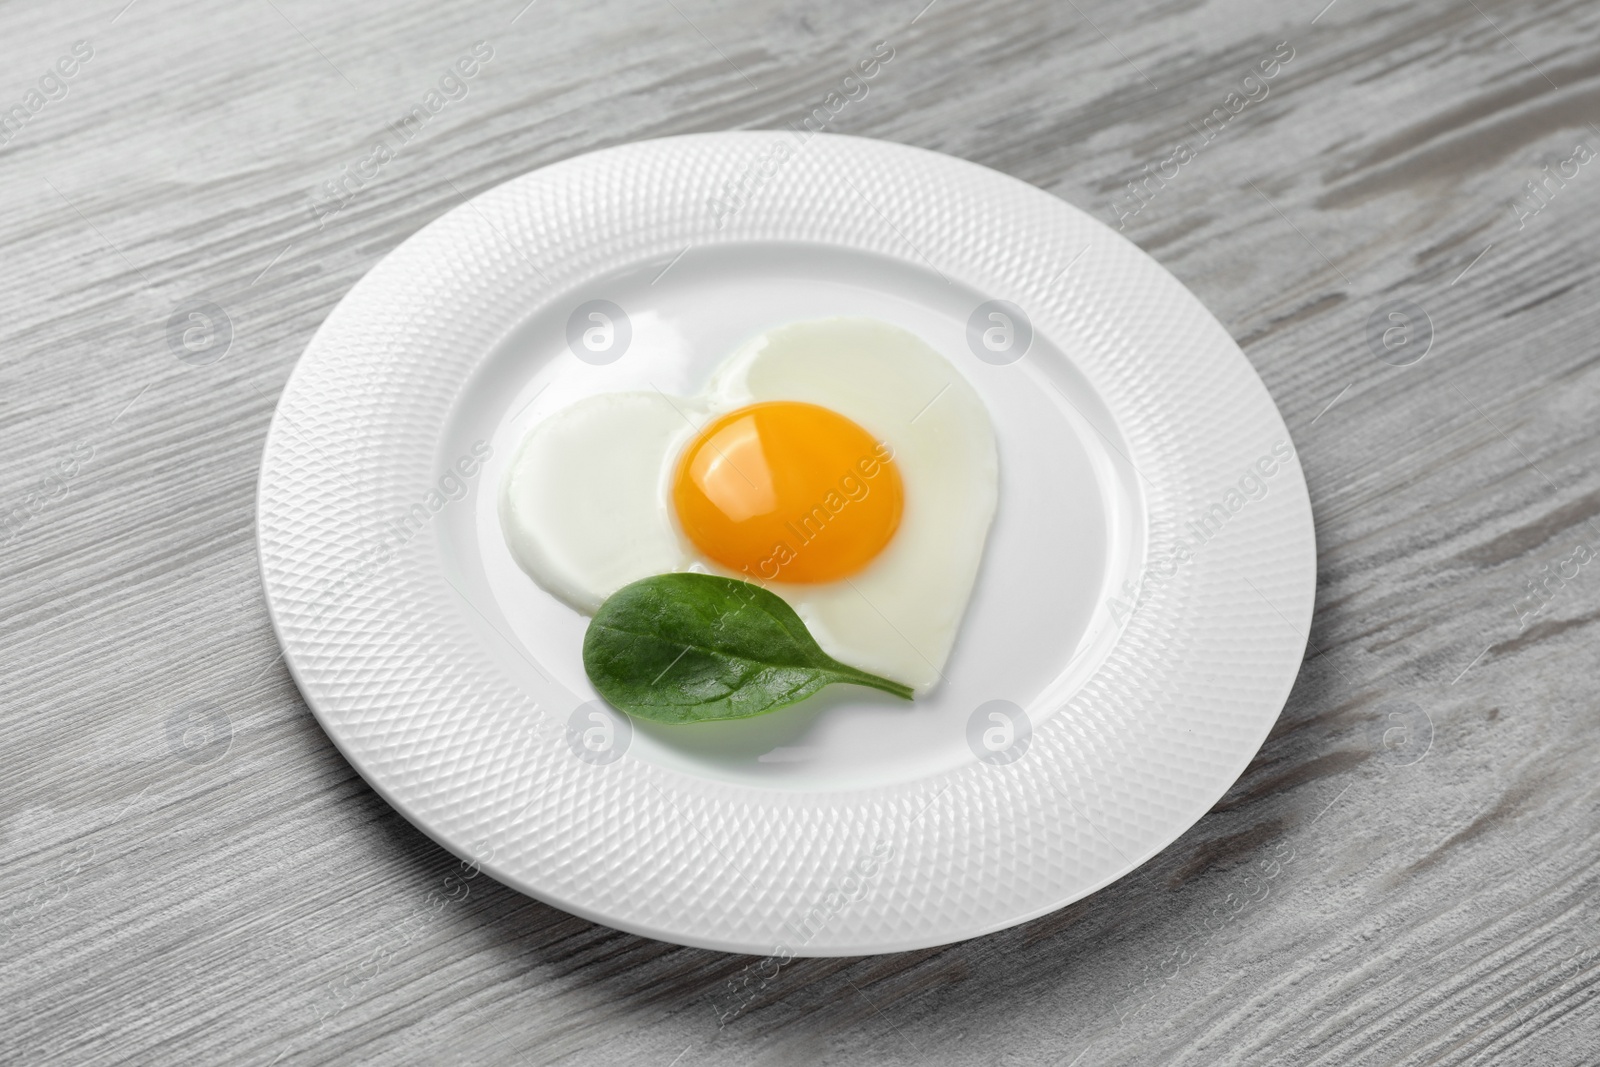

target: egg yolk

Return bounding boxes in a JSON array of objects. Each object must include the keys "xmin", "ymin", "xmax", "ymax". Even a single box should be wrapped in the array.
[{"xmin": 672, "ymin": 401, "xmax": 904, "ymax": 584}]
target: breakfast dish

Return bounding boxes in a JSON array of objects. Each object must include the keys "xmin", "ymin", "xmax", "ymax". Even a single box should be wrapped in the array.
[
  {"xmin": 256, "ymin": 133, "xmax": 1316, "ymax": 956},
  {"xmin": 500, "ymin": 316, "xmax": 998, "ymax": 714}
]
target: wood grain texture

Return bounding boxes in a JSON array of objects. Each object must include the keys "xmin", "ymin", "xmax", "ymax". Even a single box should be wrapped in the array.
[{"xmin": 3, "ymin": 0, "xmax": 1599, "ymax": 1063}]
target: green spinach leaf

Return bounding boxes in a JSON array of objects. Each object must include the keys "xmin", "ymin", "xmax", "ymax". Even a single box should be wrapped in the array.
[{"xmin": 582, "ymin": 572, "xmax": 914, "ymax": 723}]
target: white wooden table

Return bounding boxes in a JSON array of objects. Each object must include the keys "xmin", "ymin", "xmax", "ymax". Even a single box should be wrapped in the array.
[{"xmin": 4, "ymin": 0, "xmax": 1599, "ymax": 1062}]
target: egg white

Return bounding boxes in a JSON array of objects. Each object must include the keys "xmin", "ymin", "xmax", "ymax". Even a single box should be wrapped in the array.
[{"xmin": 500, "ymin": 317, "xmax": 998, "ymax": 694}]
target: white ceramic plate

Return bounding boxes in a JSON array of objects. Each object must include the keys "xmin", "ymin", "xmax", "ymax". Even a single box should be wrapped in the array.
[{"xmin": 257, "ymin": 132, "xmax": 1315, "ymax": 956}]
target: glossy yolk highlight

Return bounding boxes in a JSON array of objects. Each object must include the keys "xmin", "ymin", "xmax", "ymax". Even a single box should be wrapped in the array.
[{"xmin": 672, "ymin": 401, "xmax": 903, "ymax": 584}]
